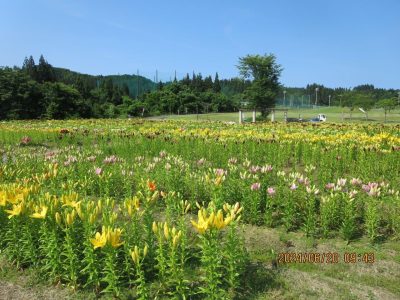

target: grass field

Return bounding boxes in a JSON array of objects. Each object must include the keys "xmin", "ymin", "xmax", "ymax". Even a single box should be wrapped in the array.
[
  {"xmin": 149, "ymin": 106, "xmax": 400, "ymax": 123},
  {"xmin": 1, "ymin": 226, "xmax": 399, "ymax": 299}
]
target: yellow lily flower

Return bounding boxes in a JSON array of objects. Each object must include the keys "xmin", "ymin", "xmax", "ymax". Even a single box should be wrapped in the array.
[
  {"xmin": 213, "ymin": 210, "xmax": 226, "ymax": 229},
  {"xmin": 91, "ymin": 231, "xmax": 107, "ymax": 249},
  {"xmin": 61, "ymin": 193, "xmax": 81, "ymax": 209},
  {"xmin": 31, "ymin": 205, "xmax": 48, "ymax": 219},
  {"xmin": 5, "ymin": 203, "xmax": 24, "ymax": 219},
  {"xmin": 224, "ymin": 215, "xmax": 232, "ymax": 226},
  {"xmin": 208, "ymin": 212, "xmax": 215, "ymax": 226},
  {"xmin": 108, "ymin": 228, "xmax": 124, "ymax": 248},
  {"xmin": 191, "ymin": 209, "xmax": 210, "ymax": 234},
  {"xmin": 7, "ymin": 192, "xmax": 18, "ymax": 204}
]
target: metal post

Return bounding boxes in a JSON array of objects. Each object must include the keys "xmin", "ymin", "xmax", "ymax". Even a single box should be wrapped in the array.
[
  {"xmin": 283, "ymin": 90, "xmax": 286, "ymax": 107},
  {"xmin": 252, "ymin": 110, "xmax": 256, "ymax": 122},
  {"xmin": 136, "ymin": 69, "xmax": 140, "ymax": 99},
  {"xmin": 398, "ymin": 91, "xmax": 400, "ymax": 106},
  {"xmin": 239, "ymin": 110, "xmax": 242, "ymax": 124}
]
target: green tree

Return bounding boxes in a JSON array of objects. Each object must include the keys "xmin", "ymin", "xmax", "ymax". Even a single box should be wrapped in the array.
[
  {"xmin": 122, "ymin": 83, "xmax": 130, "ymax": 96},
  {"xmin": 157, "ymin": 81, "xmax": 164, "ymax": 91},
  {"xmin": 101, "ymin": 77, "xmax": 114, "ymax": 99},
  {"xmin": 213, "ymin": 72, "xmax": 221, "ymax": 93},
  {"xmin": 37, "ymin": 55, "xmax": 55, "ymax": 83},
  {"xmin": 352, "ymin": 93, "xmax": 375, "ymax": 121},
  {"xmin": 42, "ymin": 82, "xmax": 89, "ymax": 119},
  {"xmin": 0, "ymin": 67, "xmax": 43, "ymax": 119},
  {"xmin": 353, "ymin": 84, "xmax": 375, "ymax": 92},
  {"xmin": 341, "ymin": 92, "xmax": 356, "ymax": 120},
  {"xmin": 112, "ymin": 85, "xmax": 123, "ymax": 105},
  {"xmin": 237, "ymin": 54, "xmax": 282, "ymax": 117},
  {"xmin": 377, "ymin": 98, "xmax": 396, "ymax": 122},
  {"xmin": 22, "ymin": 56, "xmax": 37, "ymax": 80},
  {"xmin": 204, "ymin": 75, "xmax": 213, "ymax": 91}
]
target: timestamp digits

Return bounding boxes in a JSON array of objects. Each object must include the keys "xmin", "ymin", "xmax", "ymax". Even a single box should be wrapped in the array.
[{"xmin": 278, "ymin": 252, "xmax": 339, "ymax": 264}]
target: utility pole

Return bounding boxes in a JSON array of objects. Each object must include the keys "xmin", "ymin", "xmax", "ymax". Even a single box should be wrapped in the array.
[
  {"xmin": 136, "ymin": 69, "xmax": 139, "ymax": 99},
  {"xmin": 315, "ymin": 87, "xmax": 319, "ymax": 107},
  {"xmin": 340, "ymin": 94, "xmax": 344, "ymax": 122},
  {"xmin": 283, "ymin": 90, "xmax": 286, "ymax": 107},
  {"xmin": 398, "ymin": 90, "xmax": 400, "ymax": 106}
]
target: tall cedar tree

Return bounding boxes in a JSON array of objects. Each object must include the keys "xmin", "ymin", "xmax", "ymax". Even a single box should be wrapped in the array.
[
  {"xmin": 213, "ymin": 72, "xmax": 221, "ymax": 93},
  {"xmin": 22, "ymin": 56, "xmax": 37, "ymax": 80},
  {"xmin": 37, "ymin": 55, "xmax": 55, "ymax": 83}
]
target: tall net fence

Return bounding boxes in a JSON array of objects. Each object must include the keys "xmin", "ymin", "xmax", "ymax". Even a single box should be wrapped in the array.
[{"xmin": 275, "ymin": 96, "xmax": 330, "ymax": 109}]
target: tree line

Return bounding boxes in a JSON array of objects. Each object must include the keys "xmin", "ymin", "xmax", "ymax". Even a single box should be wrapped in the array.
[
  {"xmin": 282, "ymin": 84, "xmax": 398, "ymax": 109},
  {"xmin": 0, "ymin": 55, "xmax": 252, "ymax": 119},
  {"xmin": 0, "ymin": 55, "xmax": 398, "ymax": 120}
]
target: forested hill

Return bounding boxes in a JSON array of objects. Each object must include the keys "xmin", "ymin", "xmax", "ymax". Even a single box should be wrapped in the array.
[
  {"xmin": 53, "ymin": 67, "xmax": 156, "ymax": 99},
  {"xmin": 0, "ymin": 55, "xmax": 250, "ymax": 120},
  {"xmin": 0, "ymin": 55, "xmax": 161, "ymax": 120}
]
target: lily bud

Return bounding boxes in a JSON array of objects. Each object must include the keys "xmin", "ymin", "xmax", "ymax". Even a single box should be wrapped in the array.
[
  {"xmin": 152, "ymin": 221, "xmax": 158, "ymax": 233},
  {"xmin": 97, "ymin": 200, "xmax": 102, "ymax": 211},
  {"xmin": 65, "ymin": 212, "xmax": 74, "ymax": 226},
  {"xmin": 55, "ymin": 212, "xmax": 61, "ymax": 225},
  {"xmin": 151, "ymin": 191, "xmax": 159, "ymax": 202},
  {"xmin": 89, "ymin": 213, "xmax": 96, "ymax": 225},
  {"xmin": 185, "ymin": 203, "xmax": 191, "ymax": 213},
  {"xmin": 163, "ymin": 222, "xmax": 170, "ymax": 240},
  {"xmin": 173, "ymin": 235, "xmax": 179, "ymax": 248}
]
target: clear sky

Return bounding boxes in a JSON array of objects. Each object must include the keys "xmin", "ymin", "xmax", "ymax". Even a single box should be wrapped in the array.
[{"xmin": 0, "ymin": 0, "xmax": 399, "ymax": 89}]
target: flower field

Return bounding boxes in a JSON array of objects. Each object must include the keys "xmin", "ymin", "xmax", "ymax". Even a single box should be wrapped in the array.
[{"xmin": 0, "ymin": 119, "xmax": 399, "ymax": 299}]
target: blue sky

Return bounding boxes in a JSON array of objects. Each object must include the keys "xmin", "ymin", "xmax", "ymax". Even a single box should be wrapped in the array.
[{"xmin": 0, "ymin": 0, "xmax": 399, "ymax": 89}]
